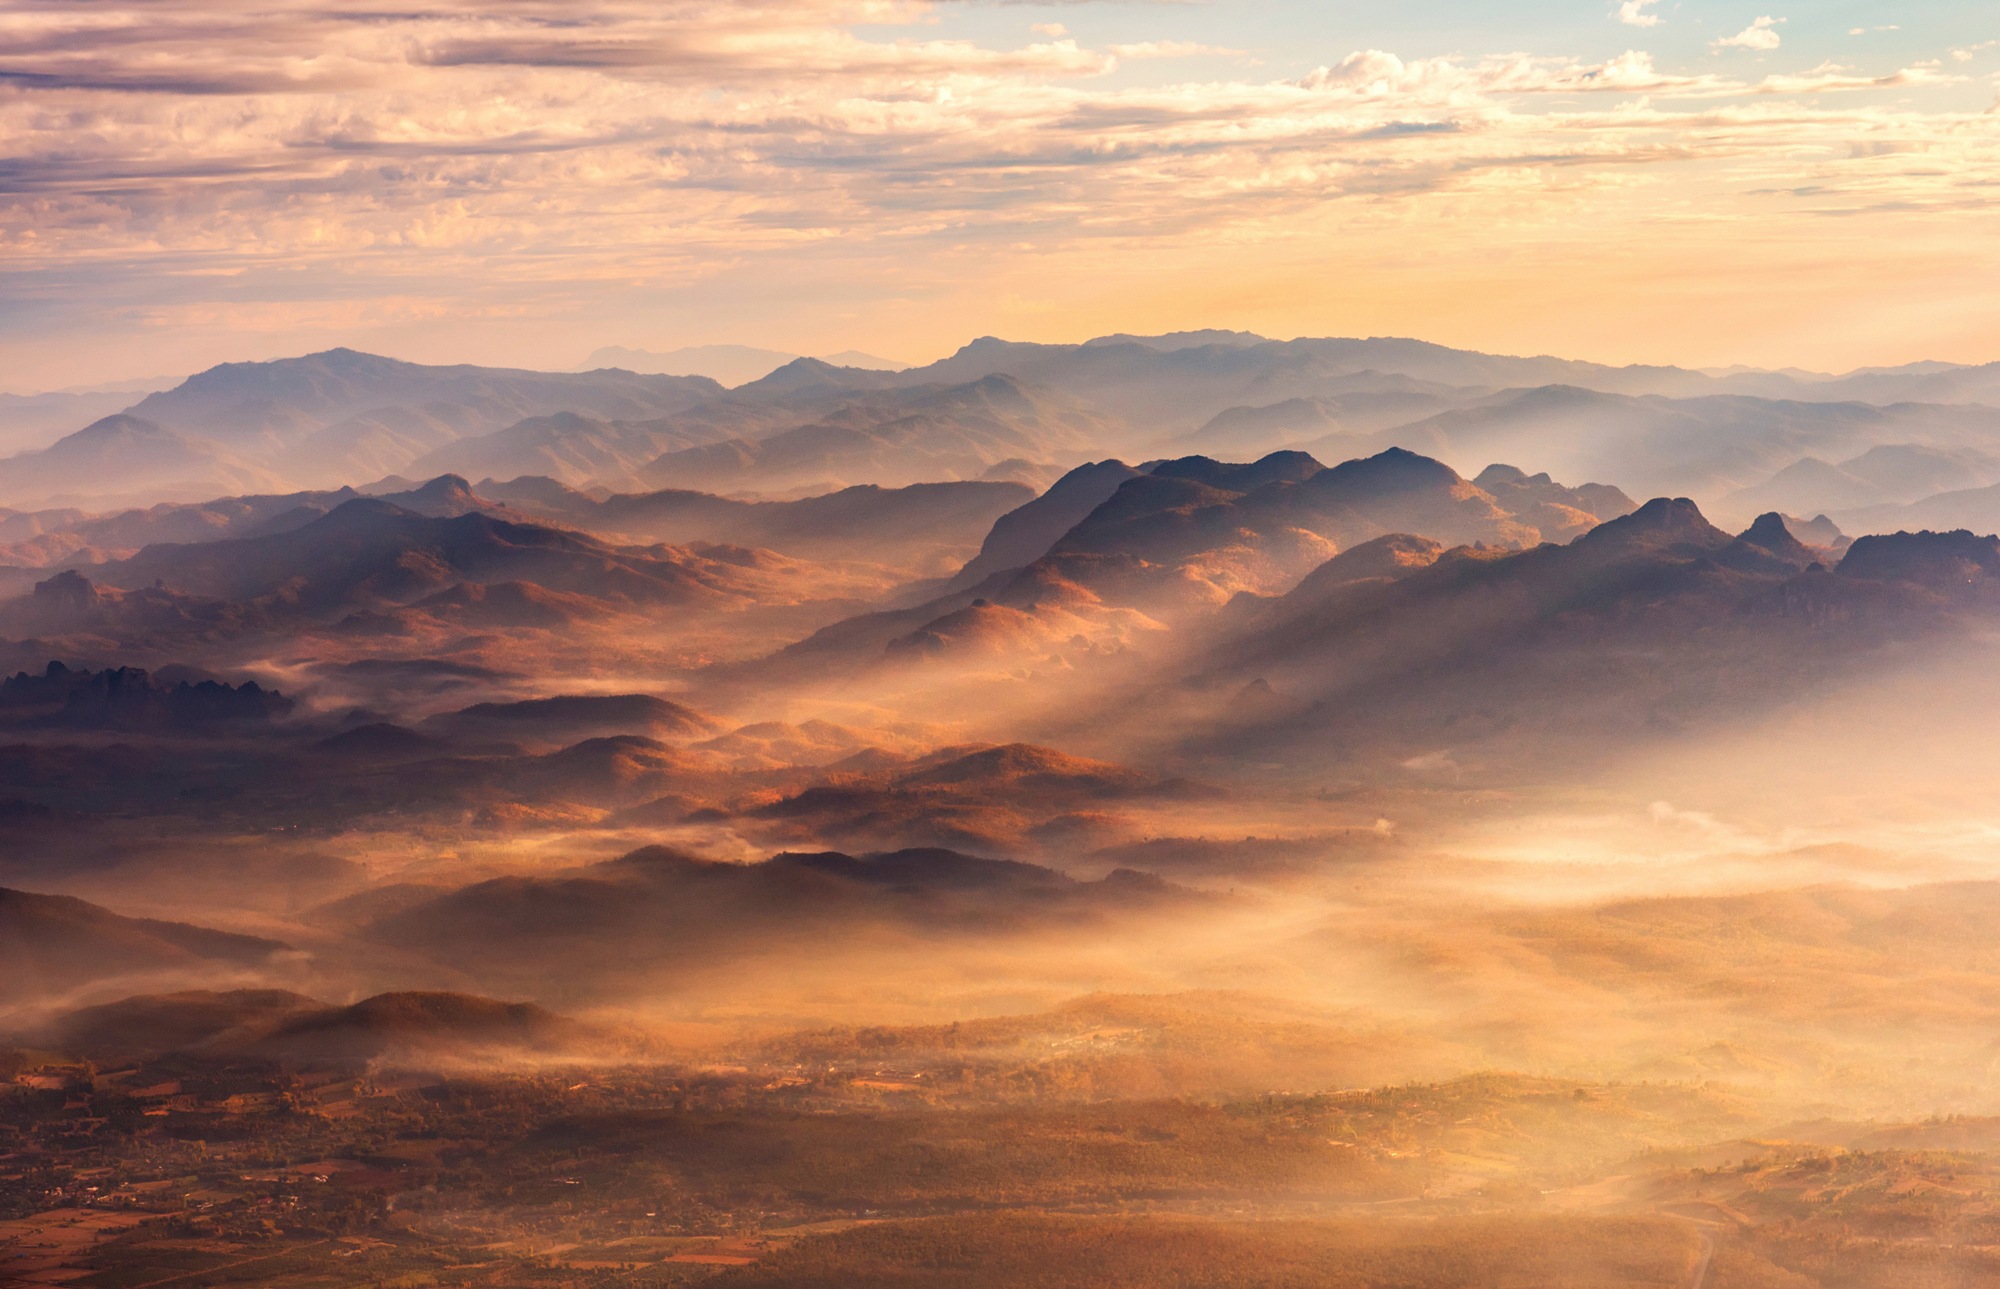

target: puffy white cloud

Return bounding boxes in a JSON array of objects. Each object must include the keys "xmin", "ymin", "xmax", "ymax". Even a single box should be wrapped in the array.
[
  {"xmin": 1615, "ymin": 1, "xmax": 1662, "ymax": 30},
  {"xmin": 1716, "ymin": 17, "xmax": 1784, "ymax": 52}
]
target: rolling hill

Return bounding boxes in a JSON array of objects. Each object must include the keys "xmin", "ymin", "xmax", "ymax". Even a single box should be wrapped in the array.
[{"xmin": 0, "ymin": 887, "xmax": 291, "ymax": 1004}]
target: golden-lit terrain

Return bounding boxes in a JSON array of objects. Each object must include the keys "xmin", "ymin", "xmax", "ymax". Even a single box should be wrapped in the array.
[
  {"xmin": 3, "ymin": 266, "xmax": 2000, "ymax": 1289},
  {"xmin": 9, "ymin": 335, "xmax": 2000, "ymax": 1289},
  {"xmin": 10, "ymin": 0, "xmax": 2000, "ymax": 1281}
]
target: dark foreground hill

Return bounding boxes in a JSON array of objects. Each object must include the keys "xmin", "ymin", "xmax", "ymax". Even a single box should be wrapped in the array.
[
  {"xmin": 422, "ymin": 693, "xmax": 721, "ymax": 748},
  {"xmin": 357, "ymin": 846, "xmax": 1190, "ymax": 1000},
  {"xmin": 36, "ymin": 988, "xmax": 603, "ymax": 1064}
]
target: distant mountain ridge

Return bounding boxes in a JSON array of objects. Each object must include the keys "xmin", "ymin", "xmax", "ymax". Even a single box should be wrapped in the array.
[
  {"xmin": 580, "ymin": 344, "xmax": 906, "ymax": 386},
  {"xmin": 0, "ymin": 350, "xmax": 724, "ymax": 507},
  {"xmin": 8, "ymin": 335, "xmax": 1999, "ymax": 524}
]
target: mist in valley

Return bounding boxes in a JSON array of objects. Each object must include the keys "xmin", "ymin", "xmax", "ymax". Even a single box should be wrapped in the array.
[
  {"xmin": 8, "ymin": 335, "xmax": 2000, "ymax": 1287},
  {"xmin": 9, "ymin": 3, "xmax": 2000, "ymax": 1276}
]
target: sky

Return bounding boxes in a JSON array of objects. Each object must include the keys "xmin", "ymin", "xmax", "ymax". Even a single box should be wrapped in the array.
[{"xmin": 2, "ymin": 0, "xmax": 1998, "ymax": 390}]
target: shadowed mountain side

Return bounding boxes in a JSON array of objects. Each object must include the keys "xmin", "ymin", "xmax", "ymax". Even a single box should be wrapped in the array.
[
  {"xmin": 0, "ymin": 501, "xmax": 828, "ymax": 645},
  {"xmin": 881, "ymin": 579, "xmax": 1162, "ymax": 666},
  {"xmin": 247, "ymin": 991, "xmax": 599, "ymax": 1064},
  {"xmin": 480, "ymin": 476, "xmax": 1033, "ymax": 569},
  {"xmin": 361, "ymin": 846, "xmax": 1193, "ymax": 999},
  {"xmin": 1836, "ymin": 528, "xmax": 2000, "ymax": 586},
  {"xmin": 397, "ymin": 580, "xmax": 622, "ymax": 630},
  {"xmin": 748, "ymin": 449, "xmax": 1623, "ymax": 680},
  {"xmin": 0, "ymin": 473, "xmax": 530, "ymax": 569},
  {"xmin": 423, "ymin": 693, "xmax": 722, "ymax": 748},
  {"xmin": 39, "ymin": 989, "xmax": 326, "ymax": 1058},
  {"xmin": 486, "ymin": 736, "xmax": 713, "ymax": 812},
  {"xmin": 935, "ymin": 461, "xmax": 1145, "ymax": 597},
  {"xmin": 33, "ymin": 988, "xmax": 612, "ymax": 1065},
  {"xmin": 1040, "ymin": 450, "xmax": 1532, "ymax": 598},
  {"xmin": 0, "ymin": 660, "xmax": 293, "ymax": 731},
  {"xmin": 746, "ymin": 743, "xmax": 1213, "ymax": 853},
  {"xmin": 1260, "ymin": 534, "xmax": 1450, "ymax": 614},
  {"xmin": 694, "ymin": 719, "xmax": 912, "ymax": 772},
  {"xmin": 0, "ymin": 888, "xmax": 293, "ymax": 1005},
  {"xmin": 1159, "ymin": 501, "xmax": 2000, "ymax": 777},
  {"xmin": 92, "ymin": 500, "xmax": 750, "ymax": 608},
  {"xmin": 0, "ymin": 727, "xmax": 719, "ymax": 835},
  {"xmin": 312, "ymin": 723, "xmax": 451, "ymax": 760}
]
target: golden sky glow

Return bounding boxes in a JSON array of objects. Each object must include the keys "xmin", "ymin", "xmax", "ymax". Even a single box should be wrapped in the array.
[{"xmin": 3, "ymin": 0, "xmax": 1998, "ymax": 386}]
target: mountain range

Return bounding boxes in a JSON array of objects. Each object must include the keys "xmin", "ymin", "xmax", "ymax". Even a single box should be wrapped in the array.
[
  {"xmin": 1143, "ymin": 497, "xmax": 1997, "ymax": 776},
  {"xmin": 0, "ymin": 473, "xmax": 1030, "ymax": 577},
  {"xmin": 11, "ymin": 334, "xmax": 2000, "ymax": 530},
  {"xmin": 580, "ymin": 344, "xmax": 905, "ymax": 386},
  {"xmin": 772, "ymin": 449, "xmax": 1635, "ymax": 678}
]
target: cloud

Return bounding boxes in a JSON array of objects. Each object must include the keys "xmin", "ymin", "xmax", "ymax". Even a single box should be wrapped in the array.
[
  {"xmin": 1108, "ymin": 42, "xmax": 1241, "ymax": 61},
  {"xmin": 1614, "ymin": 1, "xmax": 1661, "ymax": 29},
  {"xmin": 1751, "ymin": 62, "xmax": 1958, "ymax": 95},
  {"xmin": 1297, "ymin": 49, "xmax": 1732, "ymax": 98},
  {"xmin": 1716, "ymin": 17, "xmax": 1784, "ymax": 52},
  {"xmin": 0, "ymin": 0, "xmax": 1995, "ymax": 383}
]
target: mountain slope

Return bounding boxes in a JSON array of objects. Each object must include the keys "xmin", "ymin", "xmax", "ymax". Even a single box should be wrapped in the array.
[
  {"xmin": 409, "ymin": 411, "xmax": 706, "ymax": 488},
  {"xmin": 127, "ymin": 348, "xmax": 721, "ymax": 453},
  {"xmin": 937, "ymin": 460, "xmax": 1144, "ymax": 595},
  {"xmin": 1356, "ymin": 386, "xmax": 2000, "ymax": 504},
  {"xmin": 643, "ymin": 374, "xmax": 1121, "ymax": 492},
  {"xmin": 1163, "ymin": 500, "xmax": 2000, "ymax": 775},
  {"xmin": 0, "ymin": 416, "xmax": 291, "ymax": 509},
  {"xmin": 770, "ymin": 448, "xmax": 1626, "ymax": 676},
  {"xmin": 362, "ymin": 845, "xmax": 1188, "ymax": 998},
  {"xmin": 0, "ymin": 888, "xmax": 291, "ymax": 1004},
  {"xmin": 486, "ymin": 476, "xmax": 1033, "ymax": 570},
  {"xmin": 0, "ymin": 474, "xmax": 505, "ymax": 568},
  {"xmin": 5, "ymin": 501, "xmax": 794, "ymax": 642}
]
